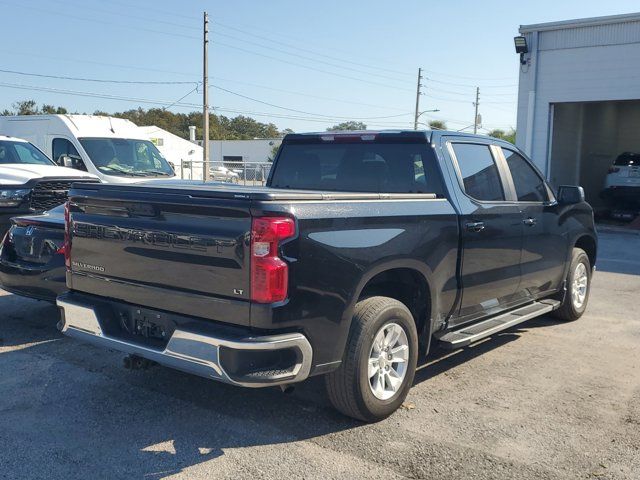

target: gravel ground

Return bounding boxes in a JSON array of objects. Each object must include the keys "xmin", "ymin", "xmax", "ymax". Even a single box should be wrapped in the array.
[{"xmin": 0, "ymin": 231, "xmax": 638, "ymax": 479}]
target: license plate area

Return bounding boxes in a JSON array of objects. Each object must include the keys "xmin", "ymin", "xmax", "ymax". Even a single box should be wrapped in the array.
[{"xmin": 112, "ymin": 305, "xmax": 176, "ymax": 349}]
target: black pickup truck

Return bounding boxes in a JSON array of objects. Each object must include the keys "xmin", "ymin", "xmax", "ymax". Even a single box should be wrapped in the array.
[{"xmin": 56, "ymin": 130, "xmax": 596, "ymax": 421}]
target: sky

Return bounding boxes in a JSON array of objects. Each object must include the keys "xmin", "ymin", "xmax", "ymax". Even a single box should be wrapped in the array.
[{"xmin": 0, "ymin": 0, "xmax": 639, "ymax": 134}]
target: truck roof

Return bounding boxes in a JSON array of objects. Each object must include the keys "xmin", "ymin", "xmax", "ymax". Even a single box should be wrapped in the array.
[{"xmin": 282, "ymin": 129, "xmax": 493, "ymax": 143}]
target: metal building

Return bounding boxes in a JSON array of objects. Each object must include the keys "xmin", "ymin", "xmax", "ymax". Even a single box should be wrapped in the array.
[{"xmin": 515, "ymin": 12, "xmax": 640, "ymax": 206}]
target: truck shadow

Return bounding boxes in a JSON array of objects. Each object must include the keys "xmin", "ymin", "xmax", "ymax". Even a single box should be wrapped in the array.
[
  {"xmin": 414, "ymin": 333, "xmax": 520, "ymax": 384},
  {"xmin": 0, "ymin": 293, "xmax": 558, "ymax": 479}
]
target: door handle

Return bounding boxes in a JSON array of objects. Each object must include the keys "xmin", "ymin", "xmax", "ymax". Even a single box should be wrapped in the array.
[
  {"xmin": 466, "ymin": 221, "xmax": 485, "ymax": 233},
  {"xmin": 523, "ymin": 217, "xmax": 537, "ymax": 226}
]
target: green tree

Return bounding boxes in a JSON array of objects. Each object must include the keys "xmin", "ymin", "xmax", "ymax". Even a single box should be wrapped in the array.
[
  {"xmin": 428, "ymin": 120, "xmax": 447, "ymax": 130},
  {"xmin": 41, "ymin": 104, "xmax": 68, "ymax": 114},
  {"xmin": 268, "ymin": 143, "xmax": 281, "ymax": 162},
  {"xmin": 13, "ymin": 100, "xmax": 39, "ymax": 115},
  {"xmin": 327, "ymin": 121, "xmax": 367, "ymax": 131},
  {"xmin": 3, "ymin": 100, "xmax": 293, "ymax": 140},
  {"xmin": 487, "ymin": 128, "xmax": 516, "ymax": 144},
  {"xmin": 504, "ymin": 129, "xmax": 516, "ymax": 144}
]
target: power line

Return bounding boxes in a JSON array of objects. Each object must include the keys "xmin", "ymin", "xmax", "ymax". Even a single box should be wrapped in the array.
[
  {"xmin": 420, "ymin": 67, "xmax": 517, "ymax": 82},
  {"xmin": 5, "ymin": 0, "xmax": 519, "ymax": 91},
  {"xmin": 0, "ymin": 0, "xmax": 199, "ymax": 41},
  {"xmin": 0, "ymin": 62, "xmax": 409, "ymax": 113},
  {"xmin": 0, "ymin": 48, "xmax": 198, "ymax": 78},
  {"xmin": 0, "ymin": 81, "xmax": 416, "ymax": 125},
  {"xmin": 427, "ymin": 77, "xmax": 518, "ymax": 89},
  {"xmin": 105, "ymin": 0, "xmax": 200, "ymax": 22},
  {"xmin": 210, "ymin": 76, "xmax": 408, "ymax": 111},
  {"xmin": 212, "ymin": 22, "xmax": 414, "ymax": 78},
  {"xmin": 212, "ymin": 31, "xmax": 411, "ymax": 83},
  {"xmin": 427, "ymin": 84, "xmax": 518, "ymax": 98},
  {"xmin": 0, "ymin": 81, "xmax": 201, "ymax": 109},
  {"xmin": 163, "ymin": 85, "xmax": 200, "ymax": 110},
  {"xmin": 424, "ymin": 93, "xmax": 516, "ymax": 105},
  {"xmin": 210, "ymin": 84, "xmax": 413, "ymax": 120},
  {"xmin": 0, "ymin": 68, "xmax": 198, "ymax": 85},
  {"xmin": 46, "ymin": 0, "xmax": 418, "ymax": 83},
  {"xmin": 211, "ymin": 40, "xmax": 415, "ymax": 92},
  {"xmin": 46, "ymin": 0, "xmax": 196, "ymax": 30},
  {"xmin": 0, "ymin": 68, "xmax": 413, "ymax": 120},
  {"xmin": 4, "ymin": 0, "xmax": 521, "ymax": 96}
]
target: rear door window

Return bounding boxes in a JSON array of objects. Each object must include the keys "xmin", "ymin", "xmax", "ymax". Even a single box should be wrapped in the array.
[
  {"xmin": 451, "ymin": 143, "xmax": 505, "ymax": 201},
  {"xmin": 270, "ymin": 141, "xmax": 444, "ymax": 194},
  {"xmin": 502, "ymin": 148, "xmax": 550, "ymax": 202}
]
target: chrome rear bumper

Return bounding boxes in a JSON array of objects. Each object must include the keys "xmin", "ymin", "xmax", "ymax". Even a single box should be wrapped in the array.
[{"xmin": 56, "ymin": 295, "xmax": 312, "ymax": 387}]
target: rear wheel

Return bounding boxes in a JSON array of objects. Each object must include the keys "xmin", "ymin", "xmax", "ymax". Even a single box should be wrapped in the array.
[
  {"xmin": 324, "ymin": 296, "xmax": 418, "ymax": 422},
  {"xmin": 553, "ymin": 248, "xmax": 592, "ymax": 321}
]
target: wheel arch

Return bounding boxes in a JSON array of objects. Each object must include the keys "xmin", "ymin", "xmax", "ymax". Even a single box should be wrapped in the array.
[
  {"xmin": 574, "ymin": 234, "xmax": 597, "ymax": 270},
  {"xmin": 345, "ymin": 260, "xmax": 435, "ymax": 352}
]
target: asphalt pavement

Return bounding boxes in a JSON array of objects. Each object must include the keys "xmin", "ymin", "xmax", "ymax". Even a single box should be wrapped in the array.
[{"xmin": 0, "ymin": 230, "xmax": 638, "ymax": 479}]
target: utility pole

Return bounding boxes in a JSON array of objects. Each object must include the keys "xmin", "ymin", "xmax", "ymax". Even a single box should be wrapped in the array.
[
  {"xmin": 202, "ymin": 11, "xmax": 210, "ymax": 181},
  {"xmin": 473, "ymin": 87, "xmax": 480, "ymax": 134},
  {"xmin": 413, "ymin": 68, "xmax": 423, "ymax": 130}
]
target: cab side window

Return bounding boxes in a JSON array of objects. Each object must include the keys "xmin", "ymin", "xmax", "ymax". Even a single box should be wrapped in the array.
[
  {"xmin": 451, "ymin": 143, "xmax": 505, "ymax": 201},
  {"xmin": 503, "ymin": 149, "xmax": 550, "ymax": 202},
  {"xmin": 52, "ymin": 138, "xmax": 85, "ymax": 170}
]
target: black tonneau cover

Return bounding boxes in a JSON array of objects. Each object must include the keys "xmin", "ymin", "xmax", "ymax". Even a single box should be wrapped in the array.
[{"xmin": 70, "ymin": 182, "xmax": 437, "ymax": 202}]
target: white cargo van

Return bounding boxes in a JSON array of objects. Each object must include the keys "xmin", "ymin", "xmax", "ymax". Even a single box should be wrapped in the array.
[
  {"xmin": 0, "ymin": 115, "xmax": 176, "ymax": 183},
  {"xmin": 0, "ymin": 135, "xmax": 98, "ymax": 234}
]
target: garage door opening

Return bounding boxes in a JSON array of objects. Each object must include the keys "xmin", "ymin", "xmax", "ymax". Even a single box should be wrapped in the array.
[{"xmin": 548, "ymin": 99, "xmax": 640, "ymax": 209}]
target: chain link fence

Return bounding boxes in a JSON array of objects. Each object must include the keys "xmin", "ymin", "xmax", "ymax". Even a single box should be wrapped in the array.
[{"xmin": 178, "ymin": 160, "xmax": 272, "ymax": 186}]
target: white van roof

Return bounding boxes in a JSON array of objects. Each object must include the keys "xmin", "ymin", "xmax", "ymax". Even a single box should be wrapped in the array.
[
  {"xmin": 0, "ymin": 135, "xmax": 29, "ymax": 142},
  {"xmin": 2, "ymin": 114, "xmax": 148, "ymax": 140}
]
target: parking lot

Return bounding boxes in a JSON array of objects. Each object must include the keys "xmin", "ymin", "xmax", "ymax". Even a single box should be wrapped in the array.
[{"xmin": 0, "ymin": 230, "xmax": 637, "ymax": 479}]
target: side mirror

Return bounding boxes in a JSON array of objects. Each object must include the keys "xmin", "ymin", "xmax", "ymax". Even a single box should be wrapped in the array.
[
  {"xmin": 58, "ymin": 154, "xmax": 87, "ymax": 171},
  {"xmin": 58, "ymin": 155, "xmax": 74, "ymax": 168},
  {"xmin": 557, "ymin": 185, "xmax": 585, "ymax": 205}
]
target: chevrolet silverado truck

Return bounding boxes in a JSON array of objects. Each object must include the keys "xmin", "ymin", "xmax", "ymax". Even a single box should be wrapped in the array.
[{"xmin": 56, "ymin": 130, "xmax": 597, "ymax": 421}]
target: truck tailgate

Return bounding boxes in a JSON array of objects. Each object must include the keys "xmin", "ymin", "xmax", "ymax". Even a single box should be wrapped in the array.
[{"xmin": 67, "ymin": 184, "xmax": 252, "ymax": 325}]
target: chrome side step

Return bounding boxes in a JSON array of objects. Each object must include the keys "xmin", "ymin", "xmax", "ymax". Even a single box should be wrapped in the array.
[{"xmin": 436, "ymin": 299, "xmax": 561, "ymax": 349}]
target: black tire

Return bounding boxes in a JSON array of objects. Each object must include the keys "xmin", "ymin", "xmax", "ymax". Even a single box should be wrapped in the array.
[
  {"xmin": 553, "ymin": 248, "xmax": 592, "ymax": 321},
  {"xmin": 324, "ymin": 296, "xmax": 418, "ymax": 422}
]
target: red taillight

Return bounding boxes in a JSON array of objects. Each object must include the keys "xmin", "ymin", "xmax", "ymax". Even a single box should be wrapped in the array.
[
  {"xmin": 250, "ymin": 216, "xmax": 295, "ymax": 303},
  {"xmin": 63, "ymin": 201, "xmax": 71, "ymax": 269},
  {"xmin": 608, "ymin": 167, "xmax": 620, "ymax": 173}
]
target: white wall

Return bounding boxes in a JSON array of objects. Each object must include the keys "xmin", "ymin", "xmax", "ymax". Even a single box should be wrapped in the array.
[
  {"xmin": 516, "ymin": 15, "xmax": 640, "ymax": 176},
  {"xmin": 139, "ymin": 126, "xmax": 203, "ymax": 180},
  {"xmin": 208, "ymin": 139, "xmax": 280, "ymax": 165}
]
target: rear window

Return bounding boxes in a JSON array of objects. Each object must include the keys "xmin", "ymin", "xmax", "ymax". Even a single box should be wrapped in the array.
[
  {"xmin": 269, "ymin": 141, "xmax": 445, "ymax": 195},
  {"xmin": 614, "ymin": 152, "xmax": 639, "ymax": 166}
]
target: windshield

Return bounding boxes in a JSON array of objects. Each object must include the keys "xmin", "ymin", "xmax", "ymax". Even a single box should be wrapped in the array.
[
  {"xmin": 0, "ymin": 140, "xmax": 54, "ymax": 166},
  {"xmin": 79, "ymin": 137, "xmax": 174, "ymax": 177}
]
